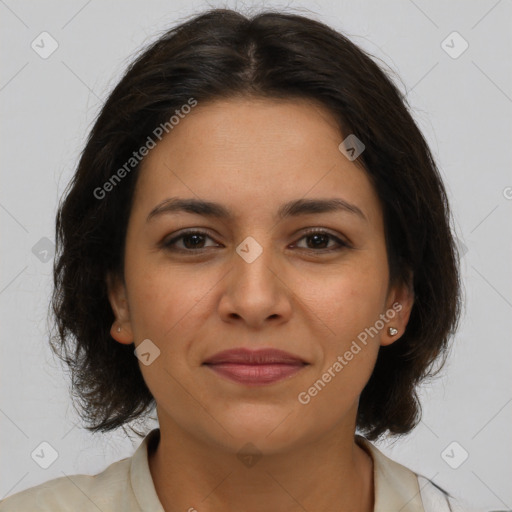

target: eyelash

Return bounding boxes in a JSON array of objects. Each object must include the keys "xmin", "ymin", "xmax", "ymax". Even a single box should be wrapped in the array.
[{"xmin": 161, "ymin": 228, "xmax": 349, "ymax": 254}]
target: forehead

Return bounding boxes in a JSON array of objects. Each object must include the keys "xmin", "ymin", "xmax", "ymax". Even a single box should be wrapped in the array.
[{"xmin": 131, "ymin": 97, "xmax": 382, "ymax": 227}]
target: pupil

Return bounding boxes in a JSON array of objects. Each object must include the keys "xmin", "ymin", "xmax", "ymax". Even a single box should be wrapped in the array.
[
  {"xmin": 309, "ymin": 234, "xmax": 328, "ymax": 248},
  {"xmin": 181, "ymin": 234, "xmax": 330, "ymax": 250},
  {"xmin": 184, "ymin": 234, "xmax": 204, "ymax": 248}
]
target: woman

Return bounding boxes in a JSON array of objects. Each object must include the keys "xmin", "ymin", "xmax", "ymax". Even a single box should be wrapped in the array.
[{"xmin": 0, "ymin": 8, "xmax": 466, "ymax": 511}]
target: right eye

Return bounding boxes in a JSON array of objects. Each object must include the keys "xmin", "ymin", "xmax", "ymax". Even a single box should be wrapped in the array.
[{"xmin": 161, "ymin": 230, "xmax": 221, "ymax": 253}]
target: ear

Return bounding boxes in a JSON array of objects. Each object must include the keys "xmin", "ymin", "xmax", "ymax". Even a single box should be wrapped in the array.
[
  {"xmin": 381, "ymin": 272, "xmax": 414, "ymax": 347},
  {"xmin": 106, "ymin": 272, "xmax": 134, "ymax": 345}
]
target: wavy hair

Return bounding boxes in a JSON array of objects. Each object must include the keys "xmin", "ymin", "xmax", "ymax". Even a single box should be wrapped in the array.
[{"xmin": 50, "ymin": 8, "xmax": 462, "ymax": 440}]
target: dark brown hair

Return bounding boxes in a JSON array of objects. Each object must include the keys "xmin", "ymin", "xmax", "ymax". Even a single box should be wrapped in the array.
[{"xmin": 50, "ymin": 8, "xmax": 462, "ymax": 440}]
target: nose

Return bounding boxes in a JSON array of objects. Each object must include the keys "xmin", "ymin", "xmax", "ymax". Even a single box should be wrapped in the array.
[{"xmin": 217, "ymin": 238, "xmax": 293, "ymax": 330}]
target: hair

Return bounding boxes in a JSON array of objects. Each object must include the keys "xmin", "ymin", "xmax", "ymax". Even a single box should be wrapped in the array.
[{"xmin": 50, "ymin": 7, "xmax": 462, "ymax": 440}]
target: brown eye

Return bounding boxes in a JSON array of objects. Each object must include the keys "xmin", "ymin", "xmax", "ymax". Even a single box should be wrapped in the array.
[
  {"xmin": 161, "ymin": 228, "xmax": 349, "ymax": 254},
  {"xmin": 292, "ymin": 229, "xmax": 348, "ymax": 252},
  {"xmin": 162, "ymin": 230, "xmax": 219, "ymax": 252}
]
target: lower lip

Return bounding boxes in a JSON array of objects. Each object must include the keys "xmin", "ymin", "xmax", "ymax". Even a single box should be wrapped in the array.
[{"xmin": 204, "ymin": 363, "xmax": 307, "ymax": 386}]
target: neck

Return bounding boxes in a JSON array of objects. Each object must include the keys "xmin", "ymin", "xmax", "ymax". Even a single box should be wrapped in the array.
[{"xmin": 148, "ymin": 419, "xmax": 374, "ymax": 512}]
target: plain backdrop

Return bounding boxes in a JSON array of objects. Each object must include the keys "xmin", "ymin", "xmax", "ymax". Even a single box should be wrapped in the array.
[{"xmin": 1, "ymin": 1, "xmax": 511, "ymax": 510}]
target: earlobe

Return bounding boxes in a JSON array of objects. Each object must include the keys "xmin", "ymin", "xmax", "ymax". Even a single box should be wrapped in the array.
[
  {"xmin": 109, "ymin": 322, "xmax": 133, "ymax": 345},
  {"xmin": 381, "ymin": 275, "xmax": 414, "ymax": 347},
  {"xmin": 106, "ymin": 272, "xmax": 134, "ymax": 345}
]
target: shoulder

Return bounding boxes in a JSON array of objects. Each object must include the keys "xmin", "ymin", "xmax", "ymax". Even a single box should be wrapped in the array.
[
  {"xmin": 0, "ymin": 429, "xmax": 163, "ymax": 512},
  {"xmin": 355, "ymin": 435, "xmax": 468, "ymax": 512},
  {"xmin": 0, "ymin": 453, "xmax": 136, "ymax": 511}
]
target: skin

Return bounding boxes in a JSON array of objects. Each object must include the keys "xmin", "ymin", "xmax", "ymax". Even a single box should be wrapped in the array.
[{"xmin": 107, "ymin": 97, "xmax": 414, "ymax": 512}]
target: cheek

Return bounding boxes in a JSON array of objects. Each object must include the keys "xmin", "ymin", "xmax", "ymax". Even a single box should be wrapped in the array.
[
  {"xmin": 297, "ymin": 270, "xmax": 385, "ymax": 411},
  {"xmin": 303, "ymin": 260, "xmax": 389, "ymax": 339},
  {"xmin": 125, "ymin": 256, "xmax": 220, "ymax": 346}
]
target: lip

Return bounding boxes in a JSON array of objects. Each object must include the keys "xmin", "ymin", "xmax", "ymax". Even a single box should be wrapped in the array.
[
  {"xmin": 205, "ymin": 363, "xmax": 306, "ymax": 386},
  {"xmin": 203, "ymin": 348, "xmax": 307, "ymax": 365},
  {"xmin": 203, "ymin": 348, "xmax": 309, "ymax": 386}
]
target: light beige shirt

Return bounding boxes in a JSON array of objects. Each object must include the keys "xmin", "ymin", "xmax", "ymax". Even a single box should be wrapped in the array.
[{"xmin": 0, "ymin": 429, "xmax": 463, "ymax": 511}]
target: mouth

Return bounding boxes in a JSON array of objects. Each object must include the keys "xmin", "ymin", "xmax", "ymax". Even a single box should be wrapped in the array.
[{"xmin": 202, "ymin": 348, "xmax": 309, "ymax": 386}]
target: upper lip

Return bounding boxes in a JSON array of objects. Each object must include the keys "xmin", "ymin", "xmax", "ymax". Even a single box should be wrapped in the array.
[{"xmin": 203, "ymin": 348, "xmax": 307, "ymax": 365}]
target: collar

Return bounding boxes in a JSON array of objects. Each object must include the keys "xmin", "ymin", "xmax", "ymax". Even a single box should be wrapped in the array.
[
  {"xmin": 130, "ymin": 428, "xmax": 165, "ymax": 512},
  {"xmin": 356, "ymin": 434, "xmax": 424, "ymax": 511}
]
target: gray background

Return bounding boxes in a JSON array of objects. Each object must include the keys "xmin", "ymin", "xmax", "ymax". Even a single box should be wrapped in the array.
[{"xmin": 1, "ymin": 0, "xmax": 511, "ymax": 510}]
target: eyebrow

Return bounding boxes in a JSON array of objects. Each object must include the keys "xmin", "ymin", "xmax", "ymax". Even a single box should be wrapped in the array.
[{"xmin": 146, "ymin": 197, "xmax": 367, "ymax": 223}]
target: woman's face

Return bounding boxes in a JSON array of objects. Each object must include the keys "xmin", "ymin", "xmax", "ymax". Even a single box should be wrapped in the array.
[{"xmin": 108, "ymin": 97, "xmax": 413, "ymax": 452}]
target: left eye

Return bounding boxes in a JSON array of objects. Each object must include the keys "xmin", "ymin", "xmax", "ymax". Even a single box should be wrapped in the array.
[
  {"xmin": 162, "ymin": 230, "xmax": 348, "ymax": 253},
  {"xmin": 292, "ymin": 230, "xmax": 348, "ymax": 251}
]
